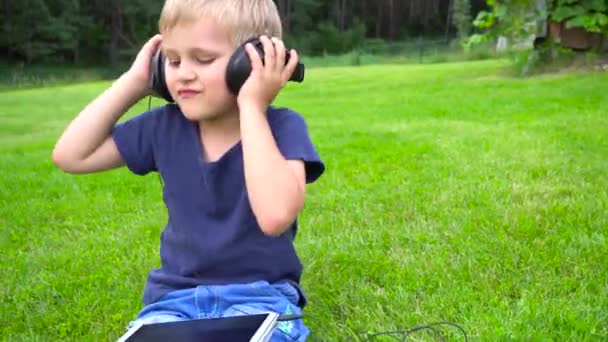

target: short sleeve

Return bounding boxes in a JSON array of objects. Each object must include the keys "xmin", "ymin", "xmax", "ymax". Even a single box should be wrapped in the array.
[
  {"xmin": 271, "ymin": 109, "xmax": 325, "ymax": 184},
  {"xmin": 111, "ymin": 108, "xmax": 161, "ymax": 175}
]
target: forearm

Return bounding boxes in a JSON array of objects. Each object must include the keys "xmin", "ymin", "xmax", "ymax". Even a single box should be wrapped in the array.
[
  {"xmin": 240, "ymin": 107, "xmax": 304, "ymax": 236},
  {"xmin": 53, "ymin": 73, "xmax": 144, "ymax": 163}
]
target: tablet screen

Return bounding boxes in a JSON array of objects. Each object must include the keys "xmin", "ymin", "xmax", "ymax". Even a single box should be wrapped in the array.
[{"xmin": 121, "ymin": 313, "xmax": 277, "ymax": 342}]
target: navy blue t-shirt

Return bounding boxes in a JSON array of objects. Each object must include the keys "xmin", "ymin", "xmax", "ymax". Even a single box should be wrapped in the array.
[{"xmin": 112, "ymin": 104, "xmax": 324, "ymax": 307}]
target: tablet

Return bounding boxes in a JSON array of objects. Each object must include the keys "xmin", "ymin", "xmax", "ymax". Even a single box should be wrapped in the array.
[{"xmin": 117, "ymin": 312, "xmax": 279, "ymax": 342}]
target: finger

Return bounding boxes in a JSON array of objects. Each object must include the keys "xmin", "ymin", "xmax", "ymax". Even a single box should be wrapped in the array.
[
  {"xmin": 139, "ymin": 34, "xmax": 162, "ymax": 61},
  {"xmin": 259, "ymin": 35, "xmax": 275, "ymax": 71},
  {"xmin": 271, "ymin": 37, "xmax": 286, "ymax": 73},
  {"xmin": 282, "ymin": 49, "xmax": 299, "ymax": 83},
  {"xmin": 245, "ymin": 43, "xmax": 263, "ymax": 73},
  {"xmin": 134, "ymin": 34, "xmax": 162, "ymax": 71},
  {"xmin": 146, "ymin": 34, "xmax": 163, "ymax": 53}
]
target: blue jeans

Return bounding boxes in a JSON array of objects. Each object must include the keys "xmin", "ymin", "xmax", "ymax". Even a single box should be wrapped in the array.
[{"xmin": 118, "ymin": 280, "xmax": 309, "ymax": 341}]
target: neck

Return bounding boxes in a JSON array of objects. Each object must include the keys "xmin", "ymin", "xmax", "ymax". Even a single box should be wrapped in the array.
[
  {"xmin": 196, "ymin": 106, "xmax": 242, "ymax": 162},
  {"xmin": 198, "ymin": 108, "xmax": 241, "ymax": 139}
]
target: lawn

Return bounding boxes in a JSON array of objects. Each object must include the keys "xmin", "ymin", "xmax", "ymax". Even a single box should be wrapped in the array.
[{"xmin": 1, "ymin": 59, "xmax": 606, "ymax": 341}]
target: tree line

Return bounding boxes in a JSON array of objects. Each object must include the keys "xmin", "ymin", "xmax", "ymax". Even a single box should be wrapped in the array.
[{"xmin": 0, "ymin": 0, "xmax": 488, "ymax": 65}]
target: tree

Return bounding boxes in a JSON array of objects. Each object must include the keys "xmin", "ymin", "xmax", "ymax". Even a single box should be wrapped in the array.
[
  {"xmin": 466, "ymin": 0, "xmax": 543, "ymax": 51},
  {"xmin": 469, "ymin": 0, "xmax": 607, "ymax": 48},
  {"xmin": 2, "ymin": 0, "xmax": 488, "ymax": 64},
  {"xmin": 453, "ymin": 0, "xmax": 473, "ymax": 42},
  {"xmin": 551, "ymin": 0, "xmax": 608, "ymax": 35}
]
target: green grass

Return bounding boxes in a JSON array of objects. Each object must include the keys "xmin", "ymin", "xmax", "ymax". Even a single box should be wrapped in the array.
[
  {"xmin": 0, "ymin": 63, "xmax": 126, "ymax": 92},
  {"xmin": 0, "ymin": 43, "xmax": 496, "ymax": 92},
  {"xmin": 1, "ymin": 59, "xmax": 607, "ymax": 341}
]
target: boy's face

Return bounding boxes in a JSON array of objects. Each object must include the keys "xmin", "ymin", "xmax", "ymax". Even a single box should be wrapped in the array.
[{"xmin": 162, "ymin": 18, "xmax": 238, "ymax": 121}]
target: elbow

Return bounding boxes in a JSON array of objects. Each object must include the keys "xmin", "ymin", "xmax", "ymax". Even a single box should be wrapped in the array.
[
  {"xmin": 257, "ymin": 207, "xmax": 300, "ymax": 237},
  {"xmin": 52, "ymin": 148, "xmax": 67, "ymax": 170},
  {"xmin": 52, "ymin": 147, "xmax": 77, "ymax": 173},
  {"xmin": 255, "ymin": 185, "xmax": 306, "ymax": 236}
]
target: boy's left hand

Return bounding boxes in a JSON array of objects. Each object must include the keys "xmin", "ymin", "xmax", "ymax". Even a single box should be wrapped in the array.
[{"xmin": 237, "ymin": 35, "xmax": 299, "ymax": 113}]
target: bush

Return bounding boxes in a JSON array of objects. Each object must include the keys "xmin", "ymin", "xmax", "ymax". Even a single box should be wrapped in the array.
[
  {"xmin": 511, "ymin": 42, "xmax": 577, "ymax": 76},
  {"xmin": 285, "ymin": 20, "xmax": 366, "ymax": 56}
]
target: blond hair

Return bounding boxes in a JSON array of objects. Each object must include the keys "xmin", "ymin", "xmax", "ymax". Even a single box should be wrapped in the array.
[{"xmin": 158, "ymin": 0, "xmax": 282, "ymax": 47}]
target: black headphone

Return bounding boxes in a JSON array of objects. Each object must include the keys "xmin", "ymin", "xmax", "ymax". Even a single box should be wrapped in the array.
[{"xmin": 149, "ymin": 37, "xmax": 305, "ymax": 102}]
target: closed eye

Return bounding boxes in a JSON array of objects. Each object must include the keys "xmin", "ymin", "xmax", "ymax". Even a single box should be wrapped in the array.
[{"xmin": 196, "ymin": 58, "xmax": 215, "ymax": 65}]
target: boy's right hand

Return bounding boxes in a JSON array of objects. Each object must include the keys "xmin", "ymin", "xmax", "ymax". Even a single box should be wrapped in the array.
[{"xmin": 125, "ymin": 34, "xmax": 163, "ymax": 98}]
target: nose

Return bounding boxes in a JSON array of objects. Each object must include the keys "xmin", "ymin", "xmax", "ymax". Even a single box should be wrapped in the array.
[{"xmin": 176, "ymin": 60, "xmax": 196, "ymax": 81}]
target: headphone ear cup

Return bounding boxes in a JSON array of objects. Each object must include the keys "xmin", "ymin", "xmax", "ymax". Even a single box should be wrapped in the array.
[
  {"xmin": 225, "ymin": 38, "xmax": 306, "ymax": 96},
  {"xmin": 225, "ymin": 38, "xmax": 263, "ymax": 95},
  {"xmin": 150, "ymin": 49, "xmax": 173, "ymax": 102}
]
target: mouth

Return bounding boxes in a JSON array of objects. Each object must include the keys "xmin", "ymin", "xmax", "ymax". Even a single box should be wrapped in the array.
[{"xmin": 177, "ymin": 89, "xmax": 201, "ymax": 98}]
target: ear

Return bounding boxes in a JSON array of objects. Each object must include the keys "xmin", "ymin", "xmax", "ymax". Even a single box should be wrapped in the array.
[{"xmin": 150, "ymin": 49, "xmax": 174, "ymax": 102}]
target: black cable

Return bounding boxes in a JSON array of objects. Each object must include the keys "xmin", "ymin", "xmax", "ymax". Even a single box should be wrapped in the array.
[
  {"xmin": 277, "ymin": 314, "xmax": 304, "ymax": 322},
  {"xmin": 364, "ymin": 321, "xmax": 468, "ymax": 341},
  {"xmin": 146, "ymin": 95, "xmax": 165, "ymax": 187},
  {"xmin": 284, "ymin": 312, "xmax": 466, "ymax": 341}
]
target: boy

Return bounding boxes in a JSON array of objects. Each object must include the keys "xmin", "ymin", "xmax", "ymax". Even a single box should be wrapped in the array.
[{"xmin": 52, "ymin": 0, "xmax": 324, "ymax": 340}]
